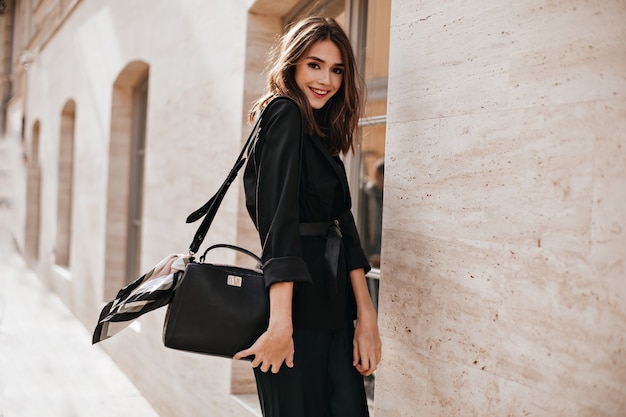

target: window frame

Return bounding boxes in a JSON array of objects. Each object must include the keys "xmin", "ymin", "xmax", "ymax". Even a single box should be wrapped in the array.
[{"xmin": 345, "ymin": 0, "xmax": 387, "ymax": 280}]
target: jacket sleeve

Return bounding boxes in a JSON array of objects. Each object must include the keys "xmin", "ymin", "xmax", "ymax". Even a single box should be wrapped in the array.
[
  {"xmin": 253, "ymin": 98, "xmax": 312, "ymax": 287},
  {"xmin": 338, "ymin": 209, "xmax": 372, "ymax": 274}
]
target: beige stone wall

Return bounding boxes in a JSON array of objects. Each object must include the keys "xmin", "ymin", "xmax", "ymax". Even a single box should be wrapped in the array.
[
  {"xmin": 377, "ymin": 1, "xmax": 626, "ymax": 416},
  {"xmin": 15, "ymin": 0, "xmax": 262, "ymax": 416}
]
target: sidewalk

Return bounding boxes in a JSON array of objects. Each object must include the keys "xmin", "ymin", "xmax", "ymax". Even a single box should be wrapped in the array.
[
  {"xmin": 0, "ymin": 139, "xmax": 160, "ymax": 416},
  {"xmin": 0, "ymin": 217, "xmax": 162, "ymax": 417}
]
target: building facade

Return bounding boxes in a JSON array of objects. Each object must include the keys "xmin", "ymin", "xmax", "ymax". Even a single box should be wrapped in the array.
[{"xmin": 1, "ymin": 0, "xmax": 625, "ymax": 416}]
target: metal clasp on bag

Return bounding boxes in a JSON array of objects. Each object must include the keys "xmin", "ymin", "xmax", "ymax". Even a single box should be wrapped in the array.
[{"xmin": 227, "ymin": 275, "xmax": 242, "ymax": 287}]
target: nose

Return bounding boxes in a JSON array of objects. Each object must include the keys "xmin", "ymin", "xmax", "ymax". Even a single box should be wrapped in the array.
[{"xmin": 319, "ymin": 69, "xmax": 331, "ymax": 85}]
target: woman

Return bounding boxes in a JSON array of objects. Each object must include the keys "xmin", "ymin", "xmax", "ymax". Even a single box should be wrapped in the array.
[{"xmin": 234, "ymin": 16, "xmax": 382, "ymax": 417}]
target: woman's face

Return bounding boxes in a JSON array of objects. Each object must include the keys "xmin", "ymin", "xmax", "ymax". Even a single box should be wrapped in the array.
[{"xmin": 294, "ymin": 39, "xmax": 344, "ymax": 109}]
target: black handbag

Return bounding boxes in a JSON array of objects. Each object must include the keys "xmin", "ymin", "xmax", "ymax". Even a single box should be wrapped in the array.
[
  {"xmin": 163, "ymin": 244, "xmax": 269, "ymax": 358},
  {"xmin": 163, "ymin": 96, "xmax": 302, "ymax": 360},
  {"xmin": 162, "ymin": 110, "xmax": 272, "ymax": 359}
]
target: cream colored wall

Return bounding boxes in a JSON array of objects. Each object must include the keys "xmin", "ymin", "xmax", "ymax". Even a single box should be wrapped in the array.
[
  {"xmin": 20, "ymin": 0, "xmax": 262, "ymax": 416},
  {"xmin": 377, "ymin": 1, "xmax": 626, "ymax": 416}
]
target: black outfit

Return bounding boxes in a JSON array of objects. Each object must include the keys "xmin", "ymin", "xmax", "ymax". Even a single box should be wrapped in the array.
[{"xmin": 243, "ymin": 97, "xmax": 371, "ymax": 417}]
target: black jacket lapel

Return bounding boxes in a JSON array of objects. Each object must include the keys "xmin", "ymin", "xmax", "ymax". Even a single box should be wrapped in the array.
[{"xmin": 308, "ymin": 135, "xmax": 349, "ymax": 200}]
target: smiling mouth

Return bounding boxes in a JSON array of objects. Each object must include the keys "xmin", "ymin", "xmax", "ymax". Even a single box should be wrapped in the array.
[{"xmin": 310, "ymin": 87, "xmax": 329, "ymax": 98}]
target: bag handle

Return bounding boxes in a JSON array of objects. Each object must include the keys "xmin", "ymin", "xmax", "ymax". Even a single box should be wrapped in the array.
[
  {"xmin": 199, "ymin": 243, "xmax": 262, "ymax": 265},
  {"xmin": 186, "ymin": 115, "xmax": 263, "ymax": 255}
]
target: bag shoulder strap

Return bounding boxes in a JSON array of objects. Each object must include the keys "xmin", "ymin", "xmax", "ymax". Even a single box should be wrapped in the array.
[
  {"xmin": 186, "ymin": 96, "xmax": 302, "ymax": 256},
  {"xmin": 186, "ymin": 115, "xmax": 262, "ymax": 255}
]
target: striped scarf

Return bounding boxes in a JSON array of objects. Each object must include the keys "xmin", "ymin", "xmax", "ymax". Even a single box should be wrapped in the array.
[{"xmin": 92, "ymin": 254, "xmax": 190, "ymax": 344}]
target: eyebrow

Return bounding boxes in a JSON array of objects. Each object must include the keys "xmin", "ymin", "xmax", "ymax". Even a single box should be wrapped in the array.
[{"xmin": 305, "ymin": 55, "xmax": 344, "ymax": 67}]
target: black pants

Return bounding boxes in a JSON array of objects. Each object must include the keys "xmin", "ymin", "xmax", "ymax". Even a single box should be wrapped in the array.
[{"xmin": 253, "ymin": 321, "xmax": 369, "ymax": 417}]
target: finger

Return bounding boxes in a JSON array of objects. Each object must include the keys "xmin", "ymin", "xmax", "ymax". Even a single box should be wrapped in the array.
[
  {"xmin": 356, "ymin": 361, "xmax": 375, "ymax": 376},
  {"xmin": 355, "ymin": 364, "xmax": 365, "ymax": 376},
  {"xmin": 359, "ymin": 348, "xmax": 371, "ymax": 372},
  {"xmin": 286, "ymin": 351, "xmax": 295, "ymax": 368},
  {"xmin": 233, "ymin": 348, "xmax": 251, "ymax": 361},
  {"xmin": 352, "ymin": 342, "xmax": 361, "ymax": 367},
  {"xmin": 361, "ymin": 355, "xmax": 376, "ymax": 375},
  {"xmin": 363, "ymin": 357, "xmax": 380, "ymax": 376},
  {"xmin": 270, "ymin": 362, "xmax": 281, "ymax": 374},
  {"xmin": 260, "ymin": 361, "xmax": 271, "ymax": 373}
]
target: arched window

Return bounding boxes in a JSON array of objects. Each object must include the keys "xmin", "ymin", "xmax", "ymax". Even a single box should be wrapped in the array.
[
  {"xmin": 56, "ymin": 99, "xmax": 76, "ymax": 268},
  {"xmin": 104, "ymin": 61, "xmax": 150, "ymax": 300},
  {"xmin": 25, "ymin": 120, "xmax": 42, "ymax": 264}
]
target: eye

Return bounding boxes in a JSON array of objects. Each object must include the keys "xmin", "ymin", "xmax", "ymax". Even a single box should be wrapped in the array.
[
  {"xmin": 308, "ymin": 62, "xmax": 321, "ymax": 69},
  {"xmin": 332, "ymin": 67, "xmax": 344, "ymax": 75}
]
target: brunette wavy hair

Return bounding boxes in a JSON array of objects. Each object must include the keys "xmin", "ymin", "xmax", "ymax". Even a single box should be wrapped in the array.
[{"xmin": 249, "ymin": 16, "xmax": 364, "ymax": 155}]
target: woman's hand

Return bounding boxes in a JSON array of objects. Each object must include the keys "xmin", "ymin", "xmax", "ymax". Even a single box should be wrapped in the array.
[
  {"xmin": 353, "ymin": 302, "xmax": 382, "ymax": 376},
  {"xmin": 349, "ymin": 268, "xmax": 382, "ymax": 376},
  {"xmin": 233, "ymin": 320, "xmax": 294, "ymax": 373},
  {"xmin": 233, "ymin": 281, "xmax": 295, "ymax": 374}
]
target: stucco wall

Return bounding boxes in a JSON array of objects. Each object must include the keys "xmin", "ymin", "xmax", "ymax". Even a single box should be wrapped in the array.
[
  {"xmin": 377, "ymin": 1, "xmax": 626, "ymax": 416},
  {"xmin": 20, "ymin": 0, "xmax": 259, "ymax": 416}
]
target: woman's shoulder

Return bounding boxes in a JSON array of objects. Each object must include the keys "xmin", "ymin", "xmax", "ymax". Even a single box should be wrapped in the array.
[{"xmin": 262, "ymin": 96, "xmax": 302, "ymax": 121}]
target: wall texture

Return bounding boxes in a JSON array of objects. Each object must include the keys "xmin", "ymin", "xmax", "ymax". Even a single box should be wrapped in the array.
[
  {"xmin": 377, "ymin": 0, "xmax": 626, "ymax": 416},
  {"xmin": 15, "ymin": 0, "xmax": 260, "ymax": 416}
]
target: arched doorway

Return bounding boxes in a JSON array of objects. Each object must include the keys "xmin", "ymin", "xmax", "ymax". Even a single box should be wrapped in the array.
[
  {"xmin": 55, "ymin": 99, "xmax": 76, "ymax": 268},
  {"xmin": 104, "ymin": 61, "xmax": 150, "ymax": 300},
  {"xmin": 25, "ymin": 120, "xmax": 41, "ymax": 264}
]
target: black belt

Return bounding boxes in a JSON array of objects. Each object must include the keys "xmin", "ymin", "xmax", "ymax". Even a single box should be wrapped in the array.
[{"xmin": 299, "ymin": 221, "xmax": 342, "ymax": 294}]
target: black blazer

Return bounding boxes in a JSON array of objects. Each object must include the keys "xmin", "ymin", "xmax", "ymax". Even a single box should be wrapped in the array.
[{"xmin": 243, "ymin": 97, "xmax": 370, "ymax": 329}]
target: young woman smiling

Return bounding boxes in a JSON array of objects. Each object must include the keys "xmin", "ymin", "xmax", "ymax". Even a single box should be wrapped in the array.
[{"xmin": 234, "ymin": 16, "xmax": 382, "ymax": 417}]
